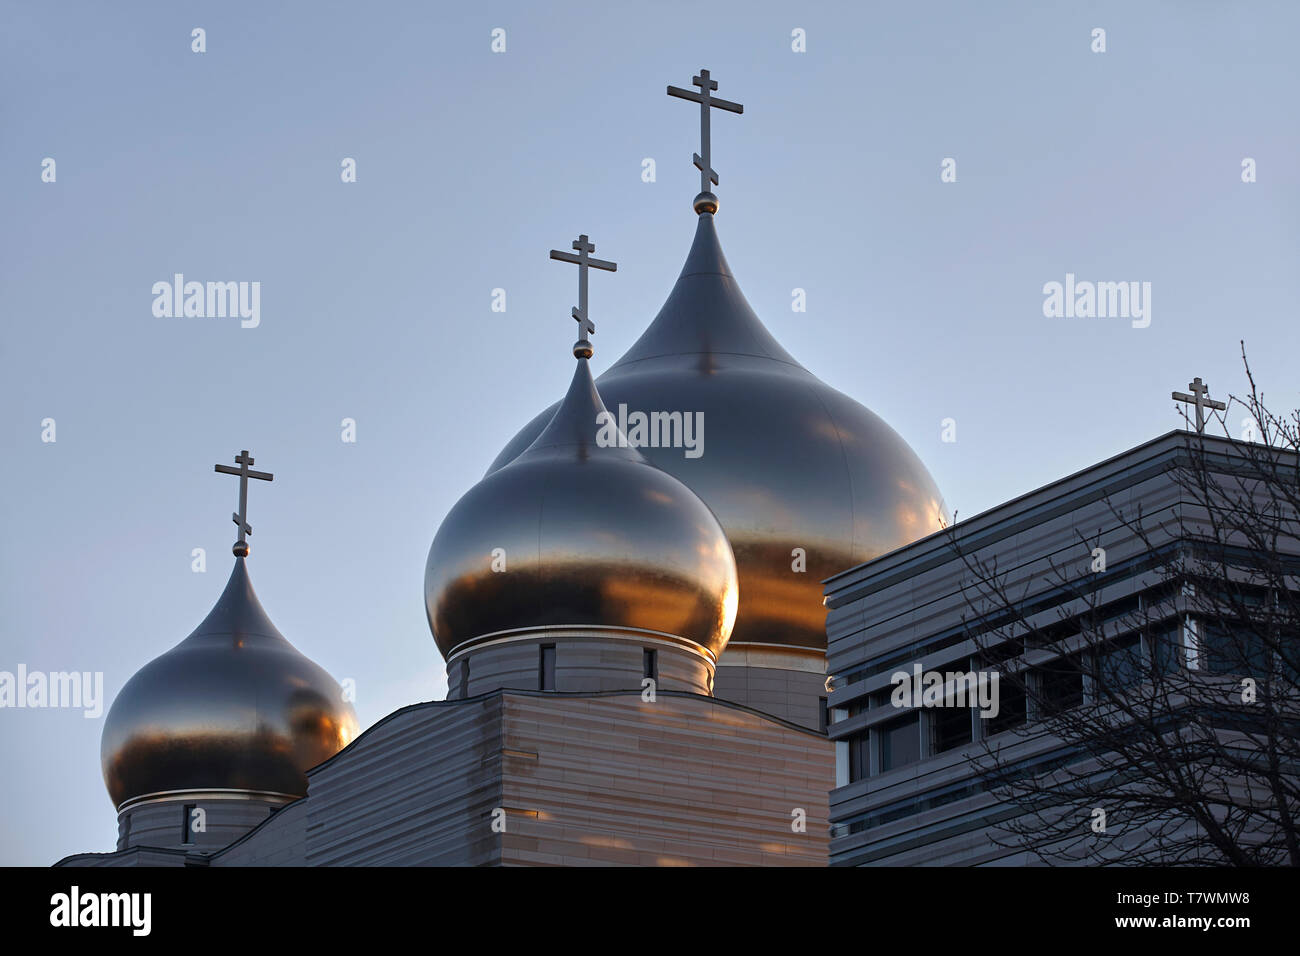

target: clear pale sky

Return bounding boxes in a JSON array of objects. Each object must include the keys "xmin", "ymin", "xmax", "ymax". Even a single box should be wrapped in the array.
[{"xmin": 2, "ymin": 1, "xmax": 1296, "ymax": 865}]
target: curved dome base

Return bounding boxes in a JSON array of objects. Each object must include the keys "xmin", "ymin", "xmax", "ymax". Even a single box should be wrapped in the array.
[
  {"xmin": 713, "ymin": 644, "xmax": 827, "ymax": 731},
  {"xmin": 115, "ymin": 789, "xmax": 296, "ymax": 853},
  {"xmin": 446, "ymin": 626, "xmax": 716, "ymax": 699}
]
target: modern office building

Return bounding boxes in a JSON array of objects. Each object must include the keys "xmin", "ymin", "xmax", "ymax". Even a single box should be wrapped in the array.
[{"xmin": 823, "ymin": 429, "xmax": 1297, "ymax": 866}]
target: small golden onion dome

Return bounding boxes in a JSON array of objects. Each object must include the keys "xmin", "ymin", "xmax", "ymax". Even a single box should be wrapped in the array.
[
  {"xmin": 425, "ymin": 356, "xmax": 739, "ymax": 663},
  {"xmin": 100, "ymin": 558, "xmax": 358, "ymax": 809},
  {"xmin": 486, "ymin": 213, "xmax": 947, "ymax": 654}
]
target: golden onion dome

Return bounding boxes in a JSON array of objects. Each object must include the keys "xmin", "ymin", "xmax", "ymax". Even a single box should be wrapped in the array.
[
  {"xmin": 425, "ymin": 355, "xmax": 739, "ymax": 663},
  {"xmin": 100, "ymin": 557, "xmax": 358, "ymax": 809},
  {"xmin": 486, "ymin": 211, "xmax": 947, "ymax": 654}
]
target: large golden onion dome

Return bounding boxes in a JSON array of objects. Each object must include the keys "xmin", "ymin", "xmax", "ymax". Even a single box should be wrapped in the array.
[
  {"xmin": 100, "ymin": 557, "xmax": 358, "ymax": 809},
  {"xmin": 425, "ymin": 354, "xmax": 739, "ymax": 663},
  {"xmin": 487, "ymin": 211, "xmax": 946, "ymax": 654}
]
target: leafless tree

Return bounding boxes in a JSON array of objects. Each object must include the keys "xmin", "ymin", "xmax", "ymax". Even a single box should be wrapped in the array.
[{"xmin": 945, "ymin": 345, "xmax": 1300, "ymax": 865}]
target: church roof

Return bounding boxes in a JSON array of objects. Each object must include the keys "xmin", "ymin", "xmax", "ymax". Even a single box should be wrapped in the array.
[
  {"xmin": 608, "ymin": 212, "xmax": 804, "ymax": 371},
  {"xmin": 424, "ymin": 236, "xmax": 739, "ymax": 663},
  {"xmin": 483, "ymin": 196, "xmax": 946, "ymax": 654},
  {"xmin": 100, "ymin": 545, "xmax": 357, "ymax": 808}
]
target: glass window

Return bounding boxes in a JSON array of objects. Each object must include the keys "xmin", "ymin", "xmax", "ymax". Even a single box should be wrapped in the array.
[
  {"xmin": 986, "ymin": 680, "xmax": 1025, "ymax": 736},
  {"xmin": 1203, "ymin": 623, "xmax": 1270, "ymax": 676},
  {"xmin": 878, "ymin": 714, "xmax": 921, "ymax": 771},
  {"xmin": 539, "ymin": 644, "xmax": 556, "ymax": 691},
  {"xmin": 976, "ymin": 638, "xmax": 1024, "ymax": 668},
  {"xmin": 1096, "ymin": 634, "xmax": 1143, "ymax": 690},
  {"xmin": 932, "ymin": 703, "xmax": 972, "ymax": 754},
  {"xmin": 1038, "ymin": 656, "xmax": 1084, "ymax": 713},
  {"xmin": 847, "ymin": 731, "xmax": 870, "ymax": 782},
  {"xmin": 1150, "ymin": 623, "xmax": 1180, "ymax": 675}
]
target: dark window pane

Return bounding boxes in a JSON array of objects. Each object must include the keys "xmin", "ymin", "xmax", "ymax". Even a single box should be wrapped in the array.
[
  {"xmin": 1203, "ymin": 623, "xmax": 1270, "ymax": 676},
  {"xmin": 1152, "ymin": 623, "xmax": 1181, "ymax": 674},
  {"xmin": 848, "ymin": 732, "xmax": 870, "ymax": 782},
  {"xmin": 932, "ymin": 704, "xmax": 972, "ymax": 753},
  {"xmin": 1096, "ymin": 634, "xmax": 1143, "ymax": 690},
  {"xmin": 976, "ymin": 638, "xmax": 1024, "ymax": 668},
  {"xmin": 986, "ymin": 680, "xmax": 1025, "ymax": 736},
  {"xmin": 879, "ymin": 714, "xmax": 920, "ymax": 771},
  {"xmin": 540, "ymin": 645, "xmax": 556, "ymax": 691},
  {"xmin": 1279, "ymin": 628, "xmax": 1300, "ymax": 684},
  {"xmin": 1039, "ymin": 657, "xmax": 1084, "ymax": 713}
]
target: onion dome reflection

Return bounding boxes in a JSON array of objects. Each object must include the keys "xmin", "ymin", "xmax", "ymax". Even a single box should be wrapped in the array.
[
  {"xmin": 486, "ymin": 208, "xmax": 947, "ymax": 656},
  {"xmin": 101, "ymin": 454, "xmax": 358, "ymax": 810},
  {"xmin": 425, "ymin": 235, "xmax": 739, "ymax": 670},
  {"xmin": 485, "ymin": 71, "xmax": 943, "ymax": 660},
  {"xmin": 101, "ymin": 557, "xmax": 359, "ymax": 809}
]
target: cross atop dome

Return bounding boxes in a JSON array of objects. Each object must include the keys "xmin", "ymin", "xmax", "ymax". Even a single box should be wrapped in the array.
[
  {"xmin": 667, "ymin": 68, "xmax": 743, "ymax": 215},
  {"xmin": 214, "ymin": 450, "xmax": 273, "ymax": 556},
  {"xmin": 549, "ymin": 234, "xmax": 616, "ymax": 359}
]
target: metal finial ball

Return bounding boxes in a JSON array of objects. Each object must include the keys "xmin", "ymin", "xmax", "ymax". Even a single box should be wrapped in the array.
[
  {"xmin": 693, "ymin": 191, "xmax": 719, "ymax": 215},
  {"xmin": 232, "ymin": 542, "xmax": 250, "ymax": 557},
  {"xmin": 573, "ymin": 340, "xmax": 594, "ymax": 359}
]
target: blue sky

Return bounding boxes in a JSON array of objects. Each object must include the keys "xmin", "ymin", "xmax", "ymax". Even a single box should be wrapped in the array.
[{"xmin": 1, "ymin": 1, "xmax": 1296, "ymax": 865}]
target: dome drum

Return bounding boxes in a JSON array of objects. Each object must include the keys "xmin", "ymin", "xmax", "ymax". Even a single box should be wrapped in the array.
[
  {"xmin": 445, "ymin": 626, "xmax": 717, "ymax": 700},
  {"xmin": 713, "ymin": 645, "xmax": 831, "ymax": 730},
  {"xmin": 114, "ymin": 790, "xmax": 295, "ymax": 853}
]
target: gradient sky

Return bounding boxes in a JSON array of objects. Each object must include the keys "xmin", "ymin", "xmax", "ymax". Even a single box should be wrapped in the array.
[{"xmin": 2, "ymin": 1, "xmax": 1296, "ymax": 865}]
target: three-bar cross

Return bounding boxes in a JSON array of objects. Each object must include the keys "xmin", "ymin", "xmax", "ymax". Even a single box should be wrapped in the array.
[
  {"xmin": 667, "ymin": 68, "xmax": 743, "ymax": 208},
  {"xmin": 549, "ymin": 234, "xmax": 616, "ymax": 358},
  {"xmin": 214, "ymin": 450, "xmax": 274, "ymax": 556}
]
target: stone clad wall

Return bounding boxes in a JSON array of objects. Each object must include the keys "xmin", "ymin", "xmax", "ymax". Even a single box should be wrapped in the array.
[
  {"xmin": 209, "ymin": 799, "xmax": 308, "ymax": 866},
  {"xmin": 300, "ymin": 695, "xmax": 505, "ymax": 866},
  {"xmin": 498, "ymin": 692, "xmax": 832, "ymax": 865},
  {"xmin": 713, "ymin": 657, "xmax": 827, "ymax": 731},
  {"xmin": 63, "ymin": 689, "xmax": 834, "ymax": 867}
]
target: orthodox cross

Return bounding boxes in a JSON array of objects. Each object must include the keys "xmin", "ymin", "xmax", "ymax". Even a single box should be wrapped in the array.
[
  {"xmin": 549, "ymin": 234, "xmax": 616, "ymax": 359},
  {"xmin": 214, "ymin": 450, "xmax": 273, "ymax": 556},
  {"xmin": 667, "ymin": 68, "xmax": 743, "ymax": 212},
  {"xmin": 1171, "ymin": 377, "xmax": 1226, "ymax": 434}
]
